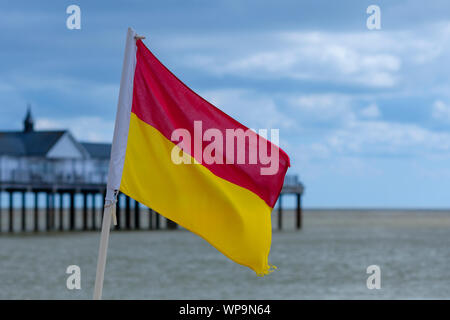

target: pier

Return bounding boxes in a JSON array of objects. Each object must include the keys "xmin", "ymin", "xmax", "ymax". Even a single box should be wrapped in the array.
[
  {"xmin": 0, "ymin": 174, "xmax": 303, "ymax": 233},
  {"xmin": 0, "ymin": 109, "xmax": 305, "ymax": 233}
]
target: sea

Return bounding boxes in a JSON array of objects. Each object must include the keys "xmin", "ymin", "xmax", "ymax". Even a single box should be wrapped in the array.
[{"xmin": 0, "ymin": 209, "xmax": 449, "ymax": 299}]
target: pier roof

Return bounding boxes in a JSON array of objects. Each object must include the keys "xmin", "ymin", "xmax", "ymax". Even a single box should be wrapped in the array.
[
  {"xmin": 81, "ymin": 142, "xmax": 111, "ymax": 159},
  {"xmin": 0, "ymin": 130, "xmax": 66, "ymax": 157}
]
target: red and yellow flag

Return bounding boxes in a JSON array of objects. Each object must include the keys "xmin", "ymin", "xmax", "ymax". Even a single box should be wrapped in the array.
[{"xmin": 119, "ymin": 39, "xmax": 290, "ymax": 275}]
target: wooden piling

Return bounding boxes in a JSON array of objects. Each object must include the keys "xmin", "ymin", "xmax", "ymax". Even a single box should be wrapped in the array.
[
  {"xmin": 125, "ymin": 195, "xmax": 131, "ymax": 230},
  {"xmin": 296, "ymin": 193, "xmax": 302, "ymax": 229},
  {"xmin": 166, "ymin": 218, "xmax": 177, "ymax": 230},
  {"xmin": 82, "ymin": 192, "xmax": 88, "ymax": 231},
  {"xmin": 34, "ymin": 192, "xmax": 39, "ymax": 232},
  {"xmin": 134, "ymin": 200, "xmax": 140, "ymax": 230},
  {"xmin": 21, "ymin": 191, "xmax": 26, "ymax": 231},
  {"xmin": 278, "ymin": 193, "xmax": 283, "ymax": 230},
  {"xmin": 46, "ymin": 192, "xmax": 50, "ymax": 231},
  {"xmin": 155, "ymin": 211, "xmax": 160, "ymax": 230},
  {"xmin": 8, "ymin": 191, "xmax": 13, "ymax": 232},
  {"xmin": 69, "ymin": 192, "xmax": 75, "ymax": 231},
  {"xmin": 59, "ymin": 193, "xmax": 64, "ymax": 231},
  {"xmin": 148, "ymin": 208, "xmax": 153, "ymax": 230},
  {"xmin": 101, "ymin": 189, "xmax": 106, "ymax": 225},
  {"xmin": 115, "ymin": 193, "xmax": 121, "ymax": 230},
  {"xmin": 91, "ymin": 193, "xmax": 96, "ymax": 230},
  {"xmin": 50, "ymin": 192, "xmax": 55, "ymax": 230}
]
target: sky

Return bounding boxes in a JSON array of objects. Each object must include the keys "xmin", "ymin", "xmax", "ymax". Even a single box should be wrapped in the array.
[{"xmin": 1, "ymin": 0, "xmax": 450, "ymax": 208}]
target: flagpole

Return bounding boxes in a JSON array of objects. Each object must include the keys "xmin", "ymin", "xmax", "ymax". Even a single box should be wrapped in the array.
[
  {"xmin": 93, "ymin": 196, "xmax": 115, "ymax": 300},
  {"xmin": 93, "ymin": 27, "xmax": 139, "ymax": 300}
]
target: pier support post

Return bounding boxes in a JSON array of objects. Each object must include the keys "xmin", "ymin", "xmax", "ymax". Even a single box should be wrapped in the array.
[
  {"xmin": 50, "ymin": 192, "xmax": 55, "ymax": 230},
  {"xmin": 34, "ymin": 192, "xmax": 39, "ymax": 232},
  {"xmin": 134, "ymin": 200, "xmax": 140, "ymax": 230},
  {"xmin": 278, "ymin": 194, "xmax": 283, "ymax": 230},
  {"xmin": 148, "ymin": 208, "xmax": 153, "ymax": 230},
  {"xmin": 59, "ymin": 193, "xmax": 64, "ymax": 231},
  {"xmin": 115, "ymin": 193, "xmax": 121, "ymax": 230},
  {"xmin": 91, "ymin": 193, "xmax": 96, "ymax": 230},
  {"xmin": 125, "ymin": 195, "xmax": 131, "ymax": 230},
  {"xmin": 166, "ymin": 218, "xmax": 177, "ymax": 230},
  {"xmin": 82, "ymin": 192, "xmax": 88, "ymax": 231},
  {"xmin": 101, "ymin": 189, "xmax": 106, "ymax": 225},
  {"xmin": 155, "ymin": 212, "xmax": 160, "ymax": 230},
  {"xmin": 21, "ymin": 191, "xmax": 26, "ymax": 232},
  {"xmin": 46, "ymin": 192, "xmax": 51, "ymax": 231},
  {"xmin": 296, "ymin": 193, "xmax": 302, "ymax": 230},
  {"xmin": 69, "ymin": 192, "xmax": 75, "ymax": 231},
  {"xmin": 8, "ymin": 191, "xmax": 13, "ymax": 232}
]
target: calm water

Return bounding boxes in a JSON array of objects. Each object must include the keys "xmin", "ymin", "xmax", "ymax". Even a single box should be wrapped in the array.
[{"xmin": 0, "ymin": 209, "xmax": 449, "ymax": 299}]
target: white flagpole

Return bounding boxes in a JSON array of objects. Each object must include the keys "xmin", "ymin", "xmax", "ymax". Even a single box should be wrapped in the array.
[
  {"xmin": 93, "ymin": 194, "xmax": 116, "ymax": 300},
  {"xmin": 93, "ymin": 27, "xmax": 139, "ymax": 300}
]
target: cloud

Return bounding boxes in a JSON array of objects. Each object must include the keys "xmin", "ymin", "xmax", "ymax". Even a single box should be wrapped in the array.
[
  {"xmin": 35, "ymin": 116, "xmax": 114, "ymax": 142},
  {"xmin": 287, "ymin": 95, "xmax": 450, "ymax": 162},
  {"xmin": 287, "ymin": 94, "xmax": 355, "ymax": 127},
  {"xmin": 184, "ymin": 30, "xmax": 405, "ymax": 88},
  {"xmin": 9, "ymin": 74, "xmax": 118, "ymax": 103},
  {"xmin": 326, "ymin": 119, "xmax": 450, "ymax": 157},
  {"xmin": 176, "ymin": 21, "xmax": 450, "ymax": 95},
  {"xmin": 432, "ymin": 100, "xmax": 450, "ymax": 123},
  {"xmin": 200, "ymin": 88, "xmax": 294, "ymax": 130},
  {"xmin": 359, "ymin": 103, "xmax": 381, "ymax": 119}
]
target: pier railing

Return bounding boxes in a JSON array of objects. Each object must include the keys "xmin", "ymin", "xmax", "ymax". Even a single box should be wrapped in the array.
[
  {"xmin": 2, "ymin": 168, "xmax": 107, "ymax": 185},
  {"xmin": 282, "ymin": 174, "xmax": 304, "ymax": 194},
  {"xmin": 1, "ymin": 169, "xmax": 303, "ymax": 192}
]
